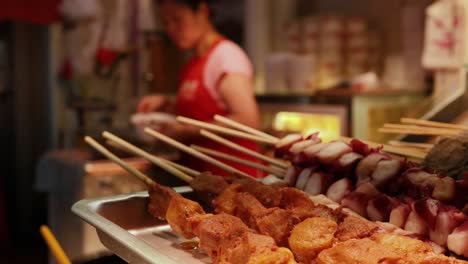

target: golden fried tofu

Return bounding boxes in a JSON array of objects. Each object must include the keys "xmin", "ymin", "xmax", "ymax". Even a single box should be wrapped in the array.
[
  {"xmin": 371, "ymin": 233, "xmax": 434, "ymax": 256},
  {"xmin": 165, "ymin": 195, "xmax": 205, "ymax": 238},
  {"xmin": 316, "ymin": 238, "xmax": 401, "ymax": 264},
  {"xmin": 213, "ymin": 183, "xmax": 243, "ymax": 215},
  {"xmin": 288, "ymin": 217, "xmax": 338, "ymax": 263},
  {"xmin": 335, "ymin": 215, "xmax": 380, "ymax": 241},
  {"xmin": 247, "ymin": 247, "xmax": 298, "ymax": 264}
]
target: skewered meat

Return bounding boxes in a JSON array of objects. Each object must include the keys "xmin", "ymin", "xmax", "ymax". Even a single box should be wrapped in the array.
[
  {"xmin": 190, "ymin": 171, "xmax": 229, "ymax": 196},
  {"xmin": 233, "ymin": 192, "xmax": 297, "ymax": 247},
  {"xmin": 284, "ymin": 166, "xmax": 300, "ymax": 186},
  {"xmin": 389, "ymin": 204, "xmax": 411, "ymax": 228},
  {"xmin": 275, "ymin": 134, "xmax": 303, "ymax": 159},
  {"xmin": 405, "ymin": 211, "xmax": 429, "ymax": 235},
  {"xmin": 220, "ymin": 232, "xmax": 297, "ymax": 264},
  {"xmin": 371, "ymin": 159, "xmax": 404, "ymax": 188},
  {"xmin": 288, "ymin": 217, "xmax": 337, "ymax": 263},
  {"xmin": 335, "ymin": 215, "xmax": 380, "ymax": 241},
  {"xmin": 147, "ymin": 183, "xmax": 179, "ymax": 219},
  {"xmin": 366, "ymin": 194, "xmax": 400, "ymax": 222},
  {"xmin": 429, "ymin": 204, "xmax": 466, "ymax": 246},
  {"xmin": 315, "ymin": 141, "xmax": 352, "ymax": 165},
  {"xmin": 148, "ymin": 180, "xmax": 299, "ymax": 264},
  {"xmin": 295, "ymin": 167, "xmax": 315, "ymax": 190},
  {"xmin": 273, "ymin": 133, "xmax": 468, "ymax": 257},
  {"xmin": 447, "ymin": 220, "xmax": 468, "ymax": 258},
  {"xmin": 316, "ymin": 237, "xmax": 401, "ymax": 264},
  {"xmin": 332, "ymin": 151, "xmax": 363, "ymax": 177},
  {"xmin": 340, "ymin": 182, "xmax": 381, "ymax": 217},
  {"xmin": 325, "ymin": 178, "xmax": 353, "ymax": 203},
  {"xmin": 165, "ymin": 195, "xmax": 206, "ymax": 238},
  {"xmin": 355, "ymin": 153, "xmax": 390, "ymax": 185},
  {"xmin": 213, "ymin": 183, "xmax": 243, "ymax": 215},
  {"xmin": 304, "ymin": 172, "xmax": 333, "ymax": 196},
  {"xmin": 278, "ymin": 187, "xmax": 343, "ymax": 223},
  {"xmin": 318, "ymin": 232, "xmax": 467, "ymax": 264}
]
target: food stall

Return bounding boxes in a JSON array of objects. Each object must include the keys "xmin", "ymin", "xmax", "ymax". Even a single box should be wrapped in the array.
[
  {"xmin": 1, "ymin": 0, "xmax": 468, "ymax": 263},
  {"xmin": 67, "ymin": 0, "xmax": 467, "ymax": 262}
]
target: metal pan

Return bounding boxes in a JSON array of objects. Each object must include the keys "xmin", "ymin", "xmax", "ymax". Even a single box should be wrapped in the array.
[{"xmin": 71, "ymin": 187, "xmax": 210, "ymax": 264}]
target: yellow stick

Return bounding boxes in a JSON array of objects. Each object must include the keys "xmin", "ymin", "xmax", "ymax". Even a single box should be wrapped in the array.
[{"xmin": 40, "ymin": 225, "xmax": 72, "ymax": 264}]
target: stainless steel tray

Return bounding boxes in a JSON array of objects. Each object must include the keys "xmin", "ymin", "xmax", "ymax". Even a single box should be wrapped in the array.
[{"xmin": 72, "ymin": 187, "xmax": 210, "ymax": 264}]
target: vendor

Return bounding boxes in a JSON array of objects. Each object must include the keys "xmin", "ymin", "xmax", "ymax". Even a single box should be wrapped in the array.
[{"xmin": 137, "ymin": 0, "xmax": 261, "ymax": 177}]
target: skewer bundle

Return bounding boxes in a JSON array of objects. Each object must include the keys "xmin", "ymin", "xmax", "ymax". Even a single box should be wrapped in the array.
[
  {"xmin": 85, "ymin": 136, "xmax": 466, "ymax": 263},
  {"xmin": 84, "ymin": 115, "xmax": 468, "ymax": 260}
]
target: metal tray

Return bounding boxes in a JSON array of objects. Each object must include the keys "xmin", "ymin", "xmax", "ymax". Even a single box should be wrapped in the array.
[{"xmin": 71, "ymin": 187, "xmax": 210, "ymax": 264}]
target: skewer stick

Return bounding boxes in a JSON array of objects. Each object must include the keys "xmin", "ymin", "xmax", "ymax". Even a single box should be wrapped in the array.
[
  {"xmin": 378, "ymin": 127, "xmax": 459, "ymax": 136},
  {"xmin": 383, "ymin": 123, "xmax": 461, "ymax": 134},
  {"xmin": 401, "ymin": 117, "xmax": 468, "ymax": 131},
  {"xmin": 388, "ymin": 140, "xmax": 434, "ymax": 150},
  {"xmin": 199, "ymin": 129, "xmax": 290, "ymax": 169},
  {"xmin": 85, "ymin": 136, "xmax": 157, "ymax": 187},
  {"xmin": 176, "ymin": 116, "xmax": 277, "ymax": 145},
  {"xmin": 104, "ymin": 139, "xmax": 200, "ymax": 177},
  {"xmin": 214, "ymin": 114, "xmax": 280, "ymax": 142},
  {"xmin": 101, "ymin": 132, "xmax": 193, "ymax": 183},
  {"xmin": 191, "ymin": 144, "xmax": 286, "ymax": 177},
  {"xmin": 340, "ymin": 136, "xmax": 427, "ymax": 159},
  {"xmin": 165, "ymin": 160, "xmax": 200, "ymax": 177},
  {"xmin": 144, "ymin": 128, "xmax": 255, "ymax": 179},
  {"xmin": 40, "ymin": 225, "xmax": 72, "ymax": 264}
]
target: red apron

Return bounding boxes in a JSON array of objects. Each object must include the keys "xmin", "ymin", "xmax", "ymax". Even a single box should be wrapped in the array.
[{"xmin": 175, "ymin": 39, "xmax": 262, "ymax": 178}]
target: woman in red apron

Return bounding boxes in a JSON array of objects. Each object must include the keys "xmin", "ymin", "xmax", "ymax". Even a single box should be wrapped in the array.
[{"xmin": 137, "ymin": 0, "xmax": 262, "ymax": 177}]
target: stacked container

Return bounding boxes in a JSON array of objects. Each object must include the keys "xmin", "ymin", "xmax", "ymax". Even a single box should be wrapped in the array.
[{"xmin": 315, "ymin": 16, "xmax": 345, "ymax": 89}]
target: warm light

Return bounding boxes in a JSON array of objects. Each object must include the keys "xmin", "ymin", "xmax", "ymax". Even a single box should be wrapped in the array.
[{"xmin": 273, "ymin": 112, "xmax": 341, "ymax": 142}]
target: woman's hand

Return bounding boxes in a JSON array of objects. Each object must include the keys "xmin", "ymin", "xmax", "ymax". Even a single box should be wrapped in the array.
[{"xmin": 137, "ymin": 95, "xmax": 167, "ymax": 113}]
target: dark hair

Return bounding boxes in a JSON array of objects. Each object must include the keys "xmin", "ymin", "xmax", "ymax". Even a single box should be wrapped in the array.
[{"xmin": 157, "ymin": 0, "xmax": 214, "ymax": 12}]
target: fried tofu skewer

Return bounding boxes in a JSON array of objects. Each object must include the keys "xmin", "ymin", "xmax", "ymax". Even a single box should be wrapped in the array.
[{"xmin": 85, "ymin": 136, "xmax": 297, "ymax": 264}]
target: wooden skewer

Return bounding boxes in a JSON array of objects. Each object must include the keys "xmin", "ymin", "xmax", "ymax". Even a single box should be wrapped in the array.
[
  {"xmin": 191, "ymin": 144, "xmax": 286, "ymax": 177},
  {"xmin": 85, "ymin": 136, "xmax": 157, "ymax": 187},
  {"xmin": 378, "ymin": 127, "xmax": 460, "ymax": 136},
  {"xmin": 387, "ymin": 140, "xmax": 434, "ymax": 150},
  {"xmin": 104, "ymin": 139, "xmax": 200, "ymax": 178},
  {"xmin": 401, "ymin": 117, "xmax": 468, "ymax": 131},
  {"xmin": 144, "ymin": 127, "xmax": 255, "ymax": 179},
  {"xmin": 101, "ymin": 132, "xmax": 193, "ymax": 183},
  {"xmin": 176, "ymin": 116, "xmax": 277, "ymax": 145},
  {"xmin": 165, "ymin": 160, "xmax": 200, "ymax": 177},
  {"xmin": 340, "ymin": 136, "xmax": 427, "ymax": 159},
  {"xmin": 40, "ymin": 225, "xmax": 72, "ymax": 264},
  {"xmin": 199, "ymin": 129, "xmax": 290, "ymax": 170},
  {"xmin": 383, "ymin": 123, "xmax": 461, "ymax": 134},
  {"xmin": 214, "ymin": 114, "xmax": 280, "ymax": 142}
]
